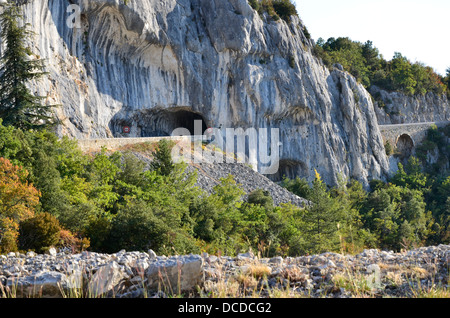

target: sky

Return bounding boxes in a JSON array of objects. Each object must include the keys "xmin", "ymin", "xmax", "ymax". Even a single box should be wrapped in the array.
[{"xmin": 293, "ymin": 0, "xmax": 449, "ymax": 76}]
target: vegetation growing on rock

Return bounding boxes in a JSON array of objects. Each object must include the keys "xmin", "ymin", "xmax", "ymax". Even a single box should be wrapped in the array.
[
  {"xmin": 249, "ymin": 0, "xmax": 298, "ymax": 23},
  {"xmin": 314, "ymin": 37, "xmax": 448, "ymax": 97}
]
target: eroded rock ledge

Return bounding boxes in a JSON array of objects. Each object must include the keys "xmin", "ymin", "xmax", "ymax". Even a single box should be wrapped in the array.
[{"xmin": 1, "ymin": 245, "xmax": 448, "ymax": 298}]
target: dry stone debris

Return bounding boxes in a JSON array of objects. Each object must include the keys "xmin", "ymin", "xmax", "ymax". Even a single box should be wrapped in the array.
[{"xmin": 0, "ymin": 245, "xmax": 448, "ymax": 298}]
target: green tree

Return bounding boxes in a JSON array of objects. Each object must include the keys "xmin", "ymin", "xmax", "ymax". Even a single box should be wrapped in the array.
[
  {"xmin": 391, "ymin": 157, "xmax": 428, "ymax": 191},
  {"xmin": 150, "ymin": 139, "xmax": 175, "ymax": 176},
  {"xmin": 363, "ymin": 187, "xmax": 399, "ymax": 249},
  {"xmin": 389, "ymin": 52, "xmax": 417, "ymax": 95},
  {"xmin": 85, "ymin": 148, "xmax": 121, "ymax": 211},
  {"xmin": 362, "ymin": 40, "xmax": 382, "ymax": 72},
  {"xmin": 331, "ymin": 178, "xmax": 371, "ymax": 253},
  {"xmin": 314, "ymin": 37, "xmax": 447, "ymax": 96},
  {"xmin": 267, "ymin": 204, "xmax": 306, "ymax": 257},
  {"xmin": 190, "ymin": 175, "xmax": 246, "ymax": 255},
  {"xmin": 0, "ymin": 4, "xmax": 55, "ymax": 129},
  {"xmin": 303, "ymin": 170, "xmax": 343, "ymax": 253},
  {"xmin": 104, "ymin": 199, "xmax": 170, "ymax": 253}
]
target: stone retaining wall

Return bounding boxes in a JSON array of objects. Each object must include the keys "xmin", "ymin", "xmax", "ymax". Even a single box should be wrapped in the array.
[{"xmin": 76, "ymin": 136, "xmax": 193, "ymax": 153}]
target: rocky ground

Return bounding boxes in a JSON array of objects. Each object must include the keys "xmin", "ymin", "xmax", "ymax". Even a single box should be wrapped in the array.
[
  {"xmin": 187, "ymin": 162, "xmax": 308, "ymax": 207},
  {"xmin": 1, "ymin": 245, "xmax": 448, "ymax": 298}
]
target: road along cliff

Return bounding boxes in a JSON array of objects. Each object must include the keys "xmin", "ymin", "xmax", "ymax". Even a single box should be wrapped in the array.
[{"xmin": 5, "ymin": 0, "xmax": 390, "ymax": 187}]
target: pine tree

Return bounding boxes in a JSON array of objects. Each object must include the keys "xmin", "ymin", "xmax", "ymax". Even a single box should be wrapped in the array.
[
  {"xmin": 304, "ymin": 170, "xmax": 343, "ymax": 253},
  {"xmin": 150, "ymin": 139, "xmax": 175, "ymax": 176},
  {"xmin": 0, "ymin": 3, "xmax": 55, "ymax": 130}
]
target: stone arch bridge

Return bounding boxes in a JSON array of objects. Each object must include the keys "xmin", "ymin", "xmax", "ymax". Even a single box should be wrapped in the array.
[{"xmin": 378, "ymin": 122, "xmax": 449, "ymax": 156}]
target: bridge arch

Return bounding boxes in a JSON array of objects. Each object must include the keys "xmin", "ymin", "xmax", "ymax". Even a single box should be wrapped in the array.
[{"xmin": 396, "ymin": 133, "xmax": 414, "ymax": 158}]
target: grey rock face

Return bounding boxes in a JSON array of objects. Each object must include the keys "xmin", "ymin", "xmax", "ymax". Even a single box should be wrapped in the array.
[
  {"xmin": 8, "ymin": 0, "xmax": 390, "ymax": 187},
  {"xmin": 371, "ymin": 86, "xmax": 450, "ymax": 125}
]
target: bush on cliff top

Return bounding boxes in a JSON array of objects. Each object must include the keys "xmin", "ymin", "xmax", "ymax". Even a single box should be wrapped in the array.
[
  {"xmin": 314, "ymin": 37, "xmax": 447, "ymax": 97},
  {"xmin": 249, "ymin": 0, "xmax": 298, "ymax": 23}
]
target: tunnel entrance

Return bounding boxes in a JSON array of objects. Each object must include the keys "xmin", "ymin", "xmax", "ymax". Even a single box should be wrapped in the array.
[
  {"xmin": 267, "ymin": 159, "xmax": 308, "ymax": 182},
  {"xmin": 396, "ymin": 134, "xmax": 414, "ymax": 159},
  {"xmin": 111, "ymin": 107, "xmax": 209, "ymax": 137},
  {"xmin": 139, "ymin": 108, "xmax": 208, "ymax": 137}
]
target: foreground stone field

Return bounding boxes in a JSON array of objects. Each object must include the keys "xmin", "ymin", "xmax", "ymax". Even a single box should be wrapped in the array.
[{"xmin": 1, "ymin": 244, "xmax": 448, "ymax": 298}]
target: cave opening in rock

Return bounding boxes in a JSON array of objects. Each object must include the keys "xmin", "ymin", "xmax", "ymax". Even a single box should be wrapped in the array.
[
  {"xmin": 267, "ymin": 159, "xmax": 308, "ymax": 183},
  {"xmin": 150, "ymin": 108, "xmax": 208, "ymax": 137},
  {"xmin": 112, "ymin": 107, "xmax": 209, "ymax": 137},
  {"xmin": 396, "ymin": 134, "xmax": 414, "ymax": 159}
]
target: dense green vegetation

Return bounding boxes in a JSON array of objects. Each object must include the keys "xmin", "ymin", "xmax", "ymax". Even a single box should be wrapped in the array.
[
  {"xmin": 282, "ymin": 125, "xmax": 450, "ymax": 252},
  {"xmin": 314, "ymin": 37, "xmax": 449, "ymax": 97},
  {"xmin": 249, "ymin": 0, "xmax": 298, "ymax": 23},
  {"xmin": 0, "ymin": 122, "xmax": 304, "ymax": 256},
  {"xmin": 0, "ymin": 122, "xmax": 448, "ymax": 256}
]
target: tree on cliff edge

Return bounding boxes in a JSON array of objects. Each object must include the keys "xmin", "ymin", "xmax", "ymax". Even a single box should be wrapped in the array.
[{"xmin": 0, "ymin": 3, "xmax": 56, "ymax": 130}]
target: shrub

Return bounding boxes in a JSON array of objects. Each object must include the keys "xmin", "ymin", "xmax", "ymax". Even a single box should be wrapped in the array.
[
  {"xmin": 105, "ymin": 198, "xmax": 200, "ymax": 255},
  {"xmin": 280, "ymin": 176, "xmax": 311, "ymax": 200},
  {"xmin": 248, "ymin": 0, "xmax": 260, "ymax": 11},
  {"xmin": 19, "ymin": 212, "xmax": 61, "ymax": 254},
  {"xmin": 385, "ymin": 141, "xmax": 394, "ymax": 156},
  {"xmin": 57, "ymin": 229, "xmax": 90, "ymax": 253},
  {"xmin": 247, "ymin": 189, "xmax": 274, "ymax": 210},
  {"xmin": 104, "ymin": 200, "xmax": 172, "ymax": 253},
  {"xmin": 0, "ymin": 217, "xmax": 19, "ymax": 253},
  {"xmin": 288, "ymin": 54, "xmax": 296, "ymax": 68},
  {"xmin": 256, "ymin": 0, "xmax": 298, "ymax": 22},
  {"xmin": 303, "ymin": 26, "xmax": 311, "ymax": 39},
  {"xmin": 272, "ymin": 0, "xmax": 298, "ymax": 23}
]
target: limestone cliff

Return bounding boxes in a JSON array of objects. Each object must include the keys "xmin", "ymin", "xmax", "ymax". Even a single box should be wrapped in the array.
[
  {"xmin": 1, "ymin": 0, "xmax": 390, "ymax": 187},
  {"xmin": 371, "ymin": 86, "xmax": 450, "ymax": 125}
]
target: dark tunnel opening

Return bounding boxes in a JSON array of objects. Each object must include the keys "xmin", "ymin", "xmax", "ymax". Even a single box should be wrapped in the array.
[
  {"xmin": 111, "ymin": 107, "xmax": 209, "ymax": 137},
  {"xmin": 396, "ymin": 134, "xmax": 415, "ymax": 159},
  {"xmin": 267, "ymin": 159, "xmax": 308, "ymax": 182}
]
